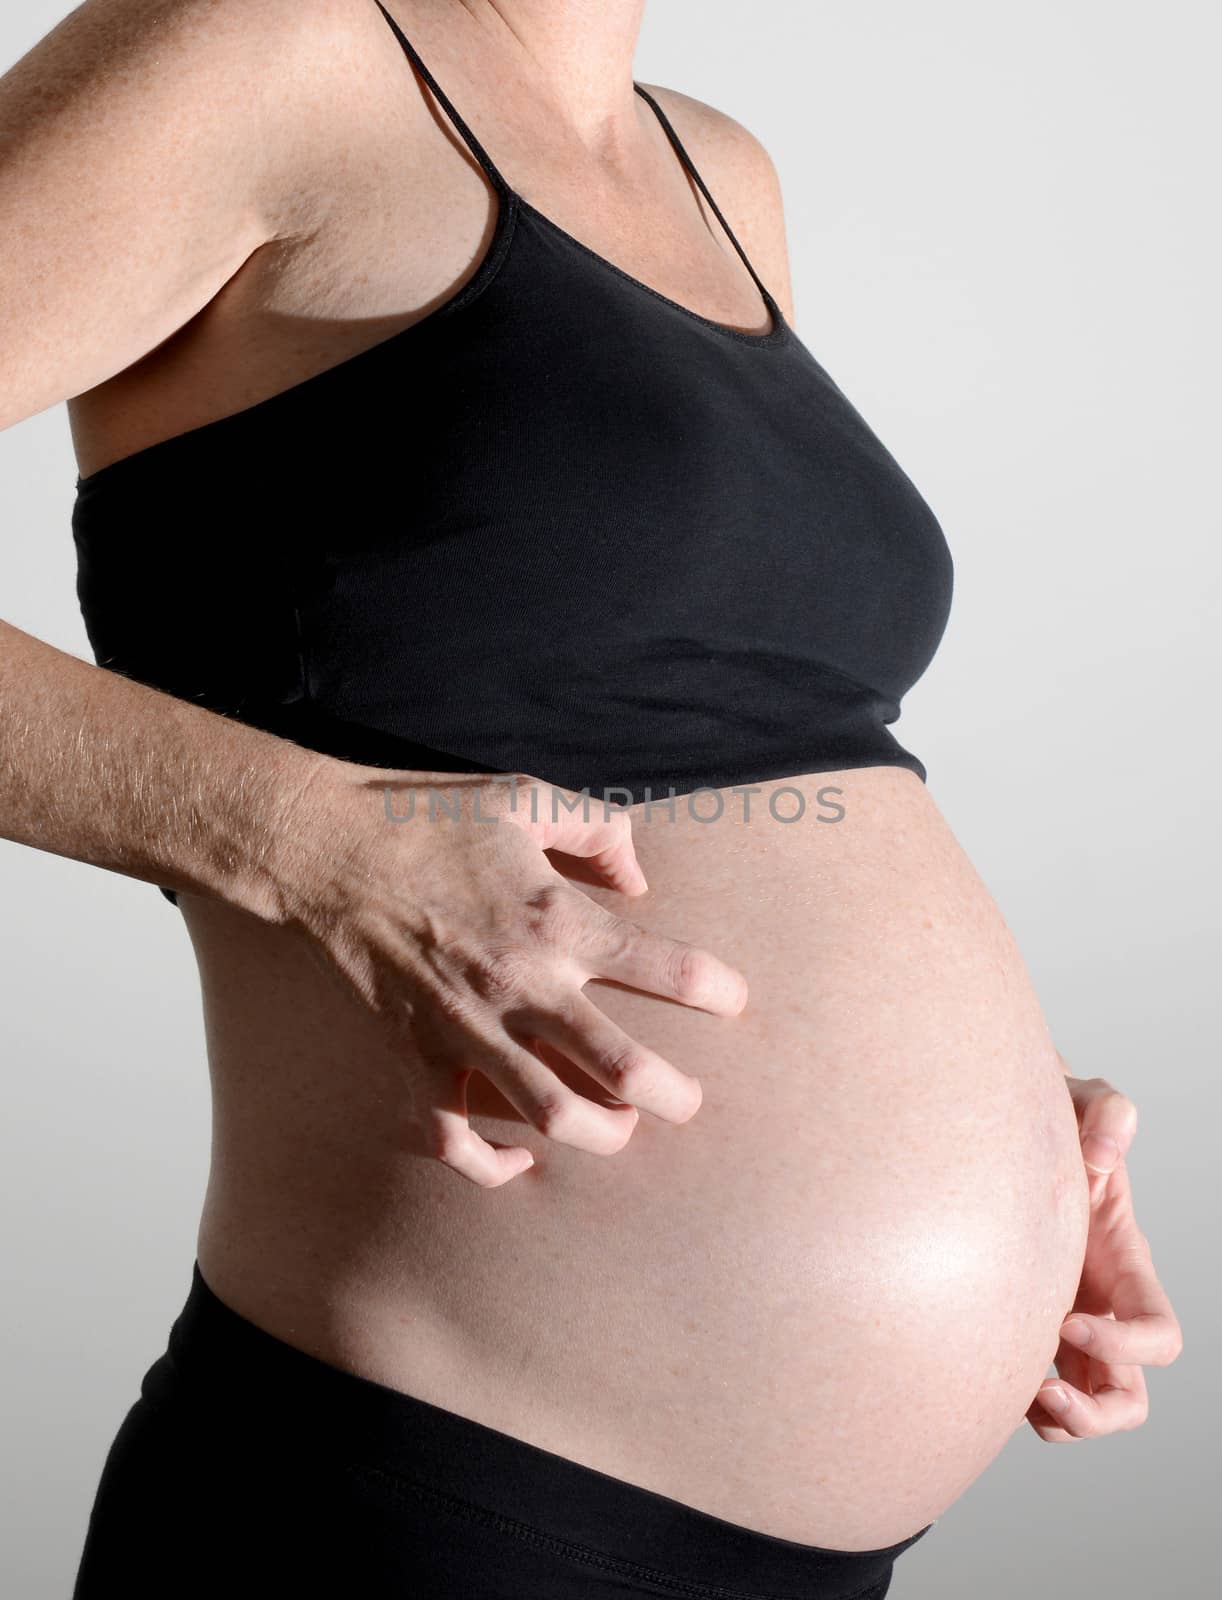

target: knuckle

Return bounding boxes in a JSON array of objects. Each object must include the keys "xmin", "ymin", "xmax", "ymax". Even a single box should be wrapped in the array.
[
  {"xmin": 428, "ymin": 1119, "xmax": 469, "ymax": 1166},
  {"xmin": 426, "ymin": 982, "xmax": 479, "ymax": 1030},
  {"xmin": 1165, "ymin": 1322, "xmax": 1185, "ymax": 1362},
  {"xmin": 468, "ymin": 946, "xmax": 532, "ymax": 1004},
  {"xmin": 1100, "ymin": 1087, "xmax": 1139, "ymax": 1136},
  {"xmin": 665, "ymin": 941, "xmax": 714, "ymax": 1001},
  {"xmin": 428, "ymin": 1119, "xmax": 507, "ymax": 1188},
  {"xmin": 597, "ymin": 1043, "xmax": 651, "ymax": 1093},
  {"xmin": 521, "ymin": 882, "xmax": 583, "ymax": 949},
  {"xmin": 609, "ymin": 806, "xmax": 633, "ymax": 839},
  {"xmin": 531, "ymin": 1089, "xmax": 579, "ymax": 1141},
  {"xmin": 596, "ymin": 911, "xmax": 639, "ymax": 963},
  {"xmin": 1101, "ymin": 1087, "xmax": 1136, "ymax": 1117}
]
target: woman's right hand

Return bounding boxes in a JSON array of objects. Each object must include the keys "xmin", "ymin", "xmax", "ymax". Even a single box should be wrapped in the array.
[{"xmin": 270, "ymin": 759, "xmax": 749, "ymax": 1186}]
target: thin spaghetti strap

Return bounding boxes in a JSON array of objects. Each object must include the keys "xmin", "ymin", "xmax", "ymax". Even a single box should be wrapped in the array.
[
  {"xmin": 632, "ymin": 84, "xmax": 775, "ymax": 308},
  {"xmin": 371, "ymin": 1, "xmax": 513, "ymax": 198}
]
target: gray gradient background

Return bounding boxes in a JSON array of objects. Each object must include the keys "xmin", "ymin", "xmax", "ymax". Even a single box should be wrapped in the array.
[{"xmin": 1, "ymin": 1, "xmax": 1218, "ymax": 1594}]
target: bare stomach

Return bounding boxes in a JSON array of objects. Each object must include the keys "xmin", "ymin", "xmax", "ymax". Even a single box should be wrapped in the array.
[{"xmin": 186, "ymin": 764, "xmax": 1089, "ymax": 1551}]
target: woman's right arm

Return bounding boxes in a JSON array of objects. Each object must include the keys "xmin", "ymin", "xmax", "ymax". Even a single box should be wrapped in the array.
[
  {"xmin": 1, "ymin": 0, "xmax": 747, "ymax": 1185},
  {"xmin": 1, "ymin": 0, "xmax": 354, "ymax": 885}
]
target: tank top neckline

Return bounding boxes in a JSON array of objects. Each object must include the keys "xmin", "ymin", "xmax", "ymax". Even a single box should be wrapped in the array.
[
  {"xmin": 366, "ymin": 2, "xmax": 787, "ymax": 346},
  {"xmin": 513, "ymin": 158, "xmax": 789, "ymax": 348},
  {"xmin": 74, "ymin": 8, "xmax": 790, "ymax": 495}
]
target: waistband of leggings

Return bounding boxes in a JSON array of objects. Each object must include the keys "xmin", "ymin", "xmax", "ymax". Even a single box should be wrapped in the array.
[{"xmin": 152, "ymin": 1261, "xmax": 934, "ymax": 1600}]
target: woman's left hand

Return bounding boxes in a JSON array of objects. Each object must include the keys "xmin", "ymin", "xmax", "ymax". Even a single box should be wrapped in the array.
[{"xmin": 1025, "ymin": 1064, "xmax": 1184, "ymax": 1441}]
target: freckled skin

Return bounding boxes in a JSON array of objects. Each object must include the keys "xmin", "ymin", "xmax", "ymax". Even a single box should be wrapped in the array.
[{"xmin": 190, "ymin": 766, "xmax": 1090, "ymax": 1551}]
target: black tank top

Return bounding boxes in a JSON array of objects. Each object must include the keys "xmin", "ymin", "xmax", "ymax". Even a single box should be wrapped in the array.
[{"xmin": 72, "ymin": 0, "xmax": 953, "ymax": 904}]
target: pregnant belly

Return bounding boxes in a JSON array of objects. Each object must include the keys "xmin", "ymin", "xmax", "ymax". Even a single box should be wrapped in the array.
[{"xmin": 190, "ymin": 765, "xmax": 1090, "ymax": 1552}]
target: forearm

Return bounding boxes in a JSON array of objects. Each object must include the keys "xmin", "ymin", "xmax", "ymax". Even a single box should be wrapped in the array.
[{"xmin": 0, "ymin": 617, "xmax": 324, "ymax": 921}]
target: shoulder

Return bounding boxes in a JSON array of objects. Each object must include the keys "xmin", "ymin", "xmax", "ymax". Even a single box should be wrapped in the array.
[
  {"xmin": 635, "ymin": 82, "xmax": 796, "ymax": 324},
  {"xmin": 14, "ymin": 0, "xmax": 345, "ymax": 74},
  {"xmin": 0, "ymin": 0, "xmax": 352, "ymax": 159},
  {"xmin": 0, "ymin": 0, "xmax": 372, "ymax": 427},
  {"xmin": 5, "ymin": 0, "xmax": 406, "ymax": 233},
  {"xmin": 13, "ymin": 0, "xmax": 372, "ymax": 132}
]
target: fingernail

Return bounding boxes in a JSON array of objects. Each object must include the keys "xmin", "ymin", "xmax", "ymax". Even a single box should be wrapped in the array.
[
  {"xmin": 1081, "ymin": 1132, "xmax": 1120, "ymax": 1173},
  {"xmin": 1040, "ymin": 1386, "xmax": 1071, "ymax": 1414},
  {"xmin": 1060, "ymin": 1318, "xmax": 1091, "ymax": 1346}
]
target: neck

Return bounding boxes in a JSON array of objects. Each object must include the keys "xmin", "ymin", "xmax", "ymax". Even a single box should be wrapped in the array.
[{"xmin": 447, "ymin": 0, "xmax": 647, "ymax": 143}]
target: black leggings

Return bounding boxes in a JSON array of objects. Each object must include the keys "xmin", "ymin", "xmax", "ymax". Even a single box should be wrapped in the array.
[{"xmin": 73, "ymin": 1263, "xmax": 935, "ymax": 1599}]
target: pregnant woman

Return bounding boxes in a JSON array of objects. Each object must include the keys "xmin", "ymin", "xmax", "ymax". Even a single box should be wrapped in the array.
[{"xmin": 0, "ymin": 2, "xmax": 1181, "ymax": 1596}]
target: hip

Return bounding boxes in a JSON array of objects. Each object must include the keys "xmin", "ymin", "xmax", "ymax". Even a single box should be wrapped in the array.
[{"xmin": 75, "ymin": 1261, "xmax": 935, "ymax": 1600}]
